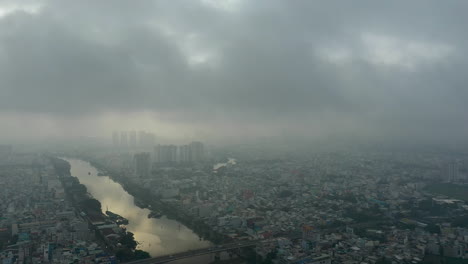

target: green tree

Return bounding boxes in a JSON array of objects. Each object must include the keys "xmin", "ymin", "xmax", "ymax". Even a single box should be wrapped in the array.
[
  {"xmin": 115, "ymin": 248, "xmax": 133, "ymax": 262},
  {"xmin": 81, "ymin": 198, "xmax": 101, "ymax": 212},
  {"xmin": 119, "ymin": 232, "xmax": 137, "ymax": 250},
  {"xmin": 134, "ymin": 250, "xmax": 150, "ymax": 260}
]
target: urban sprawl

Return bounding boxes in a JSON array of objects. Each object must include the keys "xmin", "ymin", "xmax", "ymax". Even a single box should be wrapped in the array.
[{"xmin": 2, "ymin": 139, "xmax": 468, "ymax": 264}]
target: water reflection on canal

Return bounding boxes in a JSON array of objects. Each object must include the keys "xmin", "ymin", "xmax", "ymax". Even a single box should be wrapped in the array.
[{"xmin": 63, "ymin": 158, "xmax": 212, "ymax": 259}]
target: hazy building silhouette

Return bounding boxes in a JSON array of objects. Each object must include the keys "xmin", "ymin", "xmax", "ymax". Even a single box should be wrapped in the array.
[
  {"xmin": 189, "ymin": 141, "xmax": 204, "ymax": 162},
  {"xmin": 154, "ymin": 145, "xmax": 177, "ymax": 163},
  {"xmin": 138, "ymin": 131, "xmax": 145, "ymax": 146},
  {"xmin": 120, "ymin": 131, "xmax": 128, "ymax": 148},
  {"xmin": 133, "ymin": 152, "xmax": 151, "ymax": 178},
  {"xmin": 129, "ymin": 131, "xmax": 137, "ymax": 148},
  {"xmin": 447, "ymin": 162, "xmax": 459, "ymax": 182},
  {"xmin": 175, "ymin": 142, "xmax": 206, "ymax": 163},
  {"xmin": 112, "ymin": 131, "xmax": 119, "ymax": 147},
  {"xmin": 154, "ymin": 142, "xmax": 204, "ymax": 164},
  {"xmin": 178, "ymin": 145, "xmax": 190, "ymax": 163}
]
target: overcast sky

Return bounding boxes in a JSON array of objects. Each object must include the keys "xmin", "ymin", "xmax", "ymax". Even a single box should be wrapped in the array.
[{"xmin": 1, "ymin": 0, "xmax": 467, "ymax": 145}]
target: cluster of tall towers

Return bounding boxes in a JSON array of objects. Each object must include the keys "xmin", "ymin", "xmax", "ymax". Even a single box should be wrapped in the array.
[
  {"xmin": 112, "ymin": 131, "xmax": 155, "ymax": 148},
  {"xmin": 154, "ymin": 141, "xmax": 205, "ymax": 163},
  {"xmin": 132, "ymin": 141, "xmax": 205, "ymax": 178}
]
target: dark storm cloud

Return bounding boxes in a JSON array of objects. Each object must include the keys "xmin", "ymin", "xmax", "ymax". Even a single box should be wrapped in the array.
[{"xmin": 0, "ymin": 0, "xmax": 467, "ymax": 142}]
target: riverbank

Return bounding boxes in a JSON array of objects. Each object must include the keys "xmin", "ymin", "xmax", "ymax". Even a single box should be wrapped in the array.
[
  {"xmin": 51, "ymin": 157, "xmax": 151, "ymax": 262},
  {"xmin": 85, "ymin": 159, "xmax": 228, "ymax": 245},
  {"xmin": 62, "ymin": 157, "xmax": 215, "ymax": 258}
]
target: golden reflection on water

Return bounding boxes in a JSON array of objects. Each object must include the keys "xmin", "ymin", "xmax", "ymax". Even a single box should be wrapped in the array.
[{"xmin": 64, "ymin": 159, "xmax": 212, "ymax": 257}]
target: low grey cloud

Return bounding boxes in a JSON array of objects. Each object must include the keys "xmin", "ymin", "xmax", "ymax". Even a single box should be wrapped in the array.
[{"xmin": 0, "ymin": 0, "xmax": 467, "ymax": 143}]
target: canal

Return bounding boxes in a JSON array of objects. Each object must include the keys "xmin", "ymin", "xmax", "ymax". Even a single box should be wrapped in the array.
[{"xmin": 63, "ymin": 158, "xmax": 229, "ymax": 263}]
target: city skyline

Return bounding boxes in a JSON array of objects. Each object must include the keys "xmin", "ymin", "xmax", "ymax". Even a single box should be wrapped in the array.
[{"xmin": 112, "ymin": 130, "xmax": 156, "ymax": 148}]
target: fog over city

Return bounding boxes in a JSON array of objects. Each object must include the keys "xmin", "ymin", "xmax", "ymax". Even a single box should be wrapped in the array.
[
  {"xmin": 1, "ymin": 0, "xmax": 467, "ymax": 145},
  {"xmin": 3, "ymin": 2, "xmax": 468, "ymax": 263}
]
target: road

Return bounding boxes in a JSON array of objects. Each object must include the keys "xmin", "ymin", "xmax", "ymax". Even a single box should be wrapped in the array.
[
  {"xmin": 126, "ymin": 220, "xmax": 384, "ymax": 264},
  {"xmin": 126, "ymin": 240, "xmax": 267, "ymax": 264}
]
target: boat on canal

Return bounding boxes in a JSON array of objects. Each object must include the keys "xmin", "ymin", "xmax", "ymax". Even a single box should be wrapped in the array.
[
  {"xmin": 105, "ymin": 210, "xmax": 129, "ymax": 225},
  {"xmin": 148, "ymin": 211, "xmax": 163, "ymax": 219}
]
